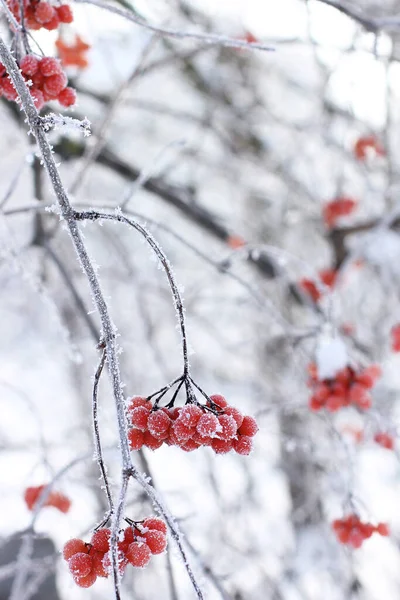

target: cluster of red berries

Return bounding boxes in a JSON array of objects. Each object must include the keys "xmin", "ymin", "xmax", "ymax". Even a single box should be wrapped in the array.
[
  {"xmin": 0, "ymin": 55, "xmax": 75, "ymax": 109},
  {"xmin": 323, "ymin": 196, "xmax": 357, "ymax": 229},
  {"xmin": 24, "ymin": 484, "xmax": 71, "ymax": 513},
  {"xmin": 391, "ymin": 324, "xmax": 400, "ymax": 352},
  {"xmin": 308, "ymin": 363, "xmax": 381, "ymax": 412},
  {"xmin": 63, "ymin": 517, "xmax": 167, "ymax": 588},
  {"xmin": 332, "ymin": 514, "xmax": 389, "ymax": 548},
  {"xmin": 127, "ymin": 394, "xmax": 258, "ymax": 455},
  {"xmin": 374, "ymin": 431, "xmax": 395, "ymax": 450},
  {"xmin": 7, "ymin": 0, "xmax": 73, "ymax": 31},
  {"xmin": 299, "ymin": 268, "xmax": 337, "ymax": 303},
  {"xmin": 353, "ymin": 135, "xmax": 385, "ymax": 161}
]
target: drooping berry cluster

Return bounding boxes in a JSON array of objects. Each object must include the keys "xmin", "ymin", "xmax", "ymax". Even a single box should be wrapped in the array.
[
  {"xmin": 323, "ymin": 196, "xmax": 357, "ymax": 228},
  {"xmin": 24, "ymin": 484, "xmax": 71, "ymax": 513},
  {"xmin": 308, "ymin": 363, "xmax": 381, "ymax": 412},
  {"xmin": 7, "ymin": 0, "xmax": 73, "ymax": 31},
  {"xmin": 332, "ymin": 514, "xmax": 389, "ymax": 548},
  {"xmin": 127, "ymin": 394, "xmax": 258, "ymax": 455},
  {"xmin": 0, "ymin": 55, "xmax": 76, "ymax": 109},
  {"xmin": 299, "ymin": 268, "xmax": 337, "ymax": 303},
  {"xmin": 353, "ymin": 135, "xmax": 385, "ymax": 161},
  {"xmin": 63, "ymin": 517, "xmax": 168, "ymax": 588}
]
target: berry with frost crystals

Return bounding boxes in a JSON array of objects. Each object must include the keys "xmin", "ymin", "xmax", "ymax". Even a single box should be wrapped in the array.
[
  {"xmin": 177, "ymin": 404, "xmax": 203, "ymax": 427},
  {"xmin": 63, "ymin": 538, "xmax": 87, "ymax": 560},
  {"xmin": 209, "ymin": 394, "xmax": 228, "ymax": 409},
  {"xmin": 233, "ymin": 435, "xmax": 253, "ymax": 455},
  {"xmin": 218, "ymin": 414, "xmax": 237, "ymax": 439},
  {"xmin": 68, "ymin": 552, "xmax": 92, "ymax": 577},
  {"xmin": 172, "ymin": 419, "xmax": 194, "ymax": 441},
  {"xmin": 238, "ymin": 415, "xmax": 258, "ymax": 437},
  {"xmin": 211, "ymin": 438, "xmax": 233, "ymax": 454},
  {"xmin": 34, "ymin": 2, "xmax": 55, "ymax": 23},
  {"xmin": 91, "ymin": 528, "xmax": 110, "ymax": 553},
  {"xmin": 74, "ymin": 571, "xmax": 97, "ymax": 588},
  {"xmin": 39, "ymin": 57, "xmax": 62, "ymax": 77},
  {"xmin": 144, "ymin": 530, "xmax": 167, "ymax": 554},
  {"xmin": 58, "ymin": 87, "xmax": 76, "ymax": 107},
  {"xmin": 91, "ymin": 551, "xmax": 108, "ymax": 577},
  {"xmin": 20, "ymin": 55, "xmax": 39, "ymax": 76},
  {"xmin": 126, "ymin": 542, "xmax": 151, "ymax": 568},
  {"xmin": 147, "ymin": 410, "xmax": 171, "ymax": 438},
  {"xmin": 196, "ymin": 413, "xmax": 219, "ymax": 437},
  {"xmin": 128, "ymin": 396, "xmax": 151, "ymax": 410},
  {"xmin": 143, "ymin": 430, "xmax": 164, "ymax": 449},
  {"xmin": 143, "ymin": 517, "xmax": 168, "ymax": 534},
  {"xmin": 128, "ymin": 428, "xmax": 144, "ymax": 450},
  {"xmin": 44, "ymin": 72, "xmax": 67, "ymax": 97},
  {"xmin": 224, "ymin": 406, "xmax": 244, "ymax": 428},
  {"xmin": 130, "ymin": 406, "xmax": 150, "ymax": 430}
]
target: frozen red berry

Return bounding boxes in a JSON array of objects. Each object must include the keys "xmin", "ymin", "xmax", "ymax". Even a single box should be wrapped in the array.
[
  {"xmin": 34, "ymin": 2, "xmax": 54, "ymax": 23},
  {"xmin": 91, "ymin": 528, "xmax": 110, "ymax": 553},
  {"xmin": 196, "ymin": 413, "xmax": 219, "ymax": 438},
  {"xmin": 20, "ymin": 55, "xmax": 39, "ymax": 76},
  {"xmin": 56, "ymin": 4, "xmax": 73, "ymax": 22},
  {"xmin": 177, "ymin": 404, "xmax": 203, "ymax": 427},
  {"xmin": 58, "ymin": 86, "xmax": 76, "ymax": 107},
  {"xmin": 68, "ymin": 552, "xmax": 92, "ymax": 578},
  {"xmin": 130, "ymin": 406, "xmax": 150, "ymax": 431},
  {"xmin": 63, "ymin": 538, "xmax": 87, "ymax": 560},
  {"xmin": 217, "ymin": 414, "xmax": 237, "ymax": 440},
  {"xmin": 44, "ymin": 72, "xmax": 67, "ymax": 97},
  {"xmin": 233, "ymin": 435, "xmax": 253, "ymax": 455},
  {"xmin": 143, "ymin": 430, "xmax": 164, "ymax": 450},
  {"xmin": 128, "ymin": 428, "xmax": 144, "ymax": 450},
  {"xmin": 142, "ymin": 517, "xmax": 167, "ymax": 534},
  {"xmin": 147, "ymin": 410, "xmax": 171, "ymax": 439},
  {"xmin": 144, "ymin": 530, "xmax": 167, "ymax": 554},
  {"xmin": 74, "ymin": 571, "xmax": 97, "ymax": 588},
  {"xmin": 126, "ymin": 542, "xmax": 151, "ymax": 568},
  {"xmin": 238, "ymin": 415, "xmax": 258, "ymax": 437},
  {"xmin": 39, "ymin": 57, "xmax": 62, "ymax": 77},
  {"xmin": 211, "ymin": 438, "xmax": 233, "ymax": 454}
]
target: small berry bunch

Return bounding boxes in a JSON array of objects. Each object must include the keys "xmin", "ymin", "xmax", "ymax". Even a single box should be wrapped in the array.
[
  {"xmin": 391, "ymin": 324, "xmax": 400, "ymax": 352},
  {"xmin": 332, "ymin": 514, "xmax": 389, "ymax": 548},
  {"xmin": 63, "ymin": 517, "xmax": 168, "ymax": 588},
  {"xmin": 354, "ymin": 135, "xmax": 385, "ymax": 161},
  {"xmin": 127, "ymin": 394, "xmax": 258, "ymax": 456},
  {"xmin": 0, "ymin": 55, "xmax": 76, "ymax": 109},
  {"xmin": 374, "ymin": 431, "xmax": 395, "ymax": 450},
  {"xmin": 24, "ymin": 484, "xmax": 71, "ymax": 513},
  {"xmin": 299, "ymin": 268, "xmax": 337, "ymax": 303},
  {"xmin": 7, "ymin": 0, "xmax": 73, "ymax": 31},
  {"xmin": 308, "ymin": 363, "xmax": 381, "ymax": 412},
  {"xmin": 323, "ymin": 196, "xmax": 357, "ymax": 229}
]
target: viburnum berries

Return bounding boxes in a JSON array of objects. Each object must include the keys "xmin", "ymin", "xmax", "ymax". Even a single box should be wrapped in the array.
[
  {"xmin": 332, "ymin": 514, "xmax": 389, "ymax": 548},
  {"xmin": 24, "ymin": 484, "xmax": 71, "ymax": 513},
  {"xmin": 7, "ymin": 0, "xmax": 74, "ymax": 31},
  {"xmin": 308, "ymin": 363, "xmax": 381, "ymax": 412},
  {"xmin": 63, "ymin": 517, "xmax": 168, "ymax": 588},
  {"xmin": 126, "ymin": 394, "xmax": 258, "ymax": 455}
]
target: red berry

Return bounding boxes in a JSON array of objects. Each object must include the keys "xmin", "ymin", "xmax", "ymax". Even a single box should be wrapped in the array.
[
  {"xmin": 34, "ymin": 2, "xmax": 54, "ymax": 23},
  {"xmin": 20, "ymin": 55, "xmax": 39, "ymax": 76},
  {"xmin": 209, "ymin": 394, "xmax": 228, "ymax": 409},
  {"xmin": 233, "ymin": 435, "xmax": 253, "ymax": 455},
  {"xmin": 172, "ymin": 419, "xmax": 194, "ymax": 442},
  {"xmin": 128, "ymin": 396, "xmax": 151, "ymax": 411},
  {"xmin": 217, "ymin": 414, "xmax": 237, "ymax": 440},
  {"xmin": 74, "ymin": 571, "xmax": 97, "ymax": 588},
  {"xmin": 143, "ymin": 430, "xmax": 164, "ymax": 450},
  {"xmin": 238, "ymin": 415, "xmax": 258, "ymax": 437},
  {"xmin": 91, "ymin": 551, "xmax": 108, "ymax": 577},
  {"xmin": 91, "ymin": 528, "xmax": 110, "ymax": 553},
  {"xmin": 39, "ymin": 57, "xmax": 62, "ymax": 77},
  {"xmin": 181, "ymin": 438, "xmax": 201, "ymax": 452},
  {"xmin": 63, "ymin": 538, "xmax": 87, "ymax": 560},
  {"xmin": 130, "ymin": 406, "xmax": 150, "ymax": 431},
  {"xmin": 143, "ymin": 517, "xmax": 167, "ymax": 534},
  {"xmin": 196, "ymin": 413, "xmax": 219, "ymax": 438},
  {"xmin": 50, "ymin": 491, "xmax": 71, "ymax": 513},
  {"xmin": 43, "ymin": 13, "xmax": 60, "ymax": 29},
  {"xmin": 58, "ymin": 86, "xmax": 76, "ymax": 107},
  {"xmin": 211, "ymin": 438, "xmax": 233, "ymax": 454},
  {"xmin": 1, "ymin": 78, "xmax": 17, "ymax": 101},
  {"xmin": 376, "ymin": 523, "xmax": 390, "ymax": 536},
  {"xmin": 144, "ymin": 530, "xmax": 167, "ymax": 554},
  {"xmin": 128, "ymin": 428, "xmax": 144, "ymax": 450},
  {"xmin": 224, "ymin": 406, "xmax": 244, "ymax": 428},
  {"xmin": 44, "ymin": 72, "xmax": 67, "ymax": 97},
  {"xmin": 126, "ymin": 542, "xmax": 151, "ymax": 568},
  {"xmin": 177, "ymin": 404, "xmax": 203, "ymax": 427},
  {"xmin": 56, "ymin": 4, "xmax": 73, "ymax": 22},
  {"xmin": 147, "ymin": 410, "xmax": 171, "ymax": 439},
  {"xmin": 68, "ymin": 552, "xmax": 92, "ymax": 577}
]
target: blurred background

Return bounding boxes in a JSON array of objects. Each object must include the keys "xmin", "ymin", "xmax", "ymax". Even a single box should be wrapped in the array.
[{"xmin": 1, "ymin": 0, "xmax": 400, "ymax": 598}]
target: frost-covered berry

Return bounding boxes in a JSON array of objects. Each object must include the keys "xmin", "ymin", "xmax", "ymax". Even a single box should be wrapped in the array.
[
  {"xmin": 172, "ymin": 419, "xmax": 194, "ymax": 442},
  {"xmin": 44, "ymin": 72, "xmax": 67, "ymax": 97},
  {"xmin": 211, "ymin": 438, "xmax": 233, "ymax": 454},
  {"xmin": 144, "ymin": 530, "xmax": 167, "ymax": 554},
  {"xmin": 43, "ymin": 13, "xmax": 60, "ymax": 29},
  {"xmin": 58, "ymin": 86, "xmax": 76, "ymax": 107},
  {"xmin": 209, "ymin": 394, "xmax": 228, "ymax": 409},
  {"xmin": 126, "ymin": 542, "xmax": 151, "ymax": 568},
  {"xmin": 34, "ymin": 2, "xmax": 55, "ymax": 23},
  {"xmin": 63, "ymin": 538, "xmax": 87, "ymax": 560},
  {"xmin": 130, "ymin": 406, "xmax": 150, "ymax": 430},
  {"xmin": 196, "ymin": 413, "xmax": 219, "ymax": 438},
  {"xmin": 68, "ymin": 552, "xmax": 92, "ymax": 578},
  {"xmin": 128, "ymin": 396, "xmax": 151, "ymax": 410},
  {"xmin": 73, "ymin": 571, "xmax": 97, "ymax": 588},
  {"xmin": 147, "ymin": 410, "xmax": 171, "ymax": 439},
  {"xmin": 238, "ymin": 415, "xmax": 258, "ymax": 437},
  {"xmin": 217, "ymin": 414, "xmax": 237, "ymax": 440},
  {"xmin": 143, "ymin": 431, "xmax": 164, "ymax": 450},
  {"xmin": 91, "ymin": 551, "xmax": 108, "ymax": 577},
  {"xmin": 128, "ymin": 428, "xmax": 144, "ymax": 450},
  {"xmin": 233, "ymin": 435, "xmax": 253, "ymax": 455},
  {"xmin": 20, "ymin": 55, "xmax": 39, "ymax": 76},
  {"xmin": 91, "ymin": 528, "xmax": 110, "ymax": 553},
  {"xmin": 224, "ymin": 406, "xmax": 244, "ymax": 428},
  {"xmin": 39, "ymin": 57, "xmax": 62, "ymax": 77},
  {"xmin": 142, "ymin": 517, "xmax": 167, "ymax": 534},
  {"xmin": 177, "ymin": 404, "xmax": 203, "ymax": 427}
]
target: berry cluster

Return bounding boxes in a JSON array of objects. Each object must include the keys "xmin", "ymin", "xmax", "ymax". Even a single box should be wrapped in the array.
[
  {"xmin": 323, "ymin": 196, "xmax": 357, "ymax": 229},
  {"xmin": 391, "ymin": 324, "xmax": 400, "ymax": 352},
  {"xmin": 127, "ymin": 394, "xmax": 258, "ymax": 455},
  {"xmin": 24, "ymin": 484, "xmax": 71, "ymax": 513},
  {"xmin": 354, "ymin": 135, "xmax": 385, "ymax": 161},
  {"xmin": 374, "ymin": 431, "xmax": 395, "ymax": 450},
  {"xmin": 332, "ymin": 514, "xmax": 389, "ymax": 548},
  {"xmin": 0, "ymin": 55, "xmax": 75, "ymax": 109},
  {"xmin": 308, "ymin": 363, "xmax": 381, "ymax": 412},
  {"xmin": 56, "ymin": 35, "xmax": 90, "ymax": 69},
  {"xmin": 63, "ymin": 517, "xmax": 167, "ymax": 588},
  {"xmin": 7, "ymin": 0, "xmax": 73, "ymax": 31},
  {"xmin": 299, "ymin": 268, "xmax": 337, "ymax": 303}
]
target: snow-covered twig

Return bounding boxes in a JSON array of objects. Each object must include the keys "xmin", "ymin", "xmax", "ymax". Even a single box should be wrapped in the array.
[{"xmin": 39, "ymin": 114, "xmax": 91, "ymax": 136}]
